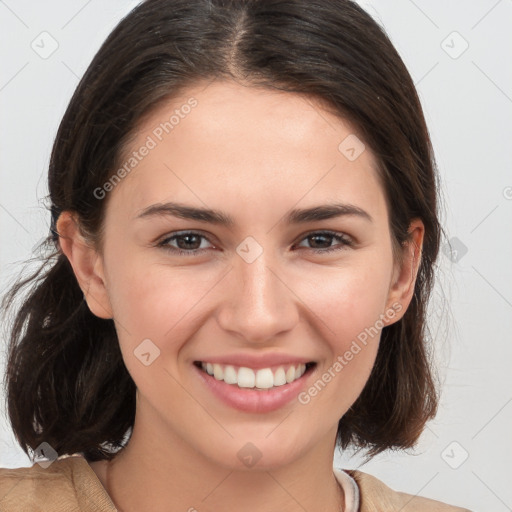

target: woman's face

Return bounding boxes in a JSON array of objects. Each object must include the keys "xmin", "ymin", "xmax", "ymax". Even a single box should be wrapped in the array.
[{"xmin": 72, "ymin": 79, "xmax": 421, "ymax": 469}]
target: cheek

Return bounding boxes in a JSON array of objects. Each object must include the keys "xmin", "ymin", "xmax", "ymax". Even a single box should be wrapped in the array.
[
  {"xmin": 114, "ymin": 267, "xmax": 194, "ymax": 319},
  {"xmin": 102, "ymin": 246, "xmax": 235, "ymax": 385},
  {"xmin": 291, "ymin": 260, "xmax": 391, "ymax": 411},
  {"xmin": 299, "ymin": 258, "xmax": 392, "ymax": 346}
]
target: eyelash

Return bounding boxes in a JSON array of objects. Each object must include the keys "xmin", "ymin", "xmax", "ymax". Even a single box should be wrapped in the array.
[{"xmin": 156, "ymin": 230, "xmax": 354, "ymax": 257}]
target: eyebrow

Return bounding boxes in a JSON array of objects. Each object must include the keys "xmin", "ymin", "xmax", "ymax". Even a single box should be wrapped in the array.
[{"xmin": 135, "ymin": 201, "xmax": 373, "ymax": 225}]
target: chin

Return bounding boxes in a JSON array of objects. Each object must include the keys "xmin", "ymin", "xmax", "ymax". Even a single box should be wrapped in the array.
[{"xmin": 200, "ymin": 431, "xmax": 314, "ymax": 472}]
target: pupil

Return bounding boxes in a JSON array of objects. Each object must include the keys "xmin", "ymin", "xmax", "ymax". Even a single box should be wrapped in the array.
[
  {"xmin": 178, "ymin": 235, "xmax": 199, "ymax": 250},
  {"xmin": 310, "ymin": 234, "xmax": 330, "ymax": 248}
]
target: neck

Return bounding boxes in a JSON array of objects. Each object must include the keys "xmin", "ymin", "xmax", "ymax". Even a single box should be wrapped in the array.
[
  {"xmin": 101, "ymin": 434, "xmax": 344, "ymax": 512},
  {"xmin": 105, "ymin": 460, "xmax": 345, "ymax": 512},
  {"xmin": 97, "ymin": 398, "xmax": 345, "ymax": 512}
]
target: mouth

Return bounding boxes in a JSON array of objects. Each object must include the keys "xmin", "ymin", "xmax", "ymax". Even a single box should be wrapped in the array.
[{"xmin": 193, "ymin": 360, "xmax": 317, "ymax": 390}]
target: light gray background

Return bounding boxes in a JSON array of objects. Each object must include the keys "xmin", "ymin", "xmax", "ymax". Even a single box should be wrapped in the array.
[{"xmin": 1, "ymin": 1, "xmax": 511, "ymax": 511}]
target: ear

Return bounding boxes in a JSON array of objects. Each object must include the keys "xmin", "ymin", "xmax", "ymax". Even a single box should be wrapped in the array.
[
  {"xmin": 56, "ymin": 211, "xmax": 113, "ymax": 319},
  {"xmin": 382, "ymin": 218, "xmax": 424, "ymax": 326}
]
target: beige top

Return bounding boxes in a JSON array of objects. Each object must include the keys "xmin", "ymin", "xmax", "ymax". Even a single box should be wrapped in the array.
[{"xmin": 0, "ymin": 454, "xmax": 472, "ymax": 511}]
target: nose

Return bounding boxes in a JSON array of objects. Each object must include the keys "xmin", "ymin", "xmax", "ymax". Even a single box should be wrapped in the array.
[{"xmin": 216, "ymin": 250, "xmax": 299, "ymax": 344}]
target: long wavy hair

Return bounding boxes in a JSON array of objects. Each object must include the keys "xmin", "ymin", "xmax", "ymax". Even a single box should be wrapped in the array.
[{"xmin": 2, "ymin": 0, "xmax": 443, "ymax": 463}]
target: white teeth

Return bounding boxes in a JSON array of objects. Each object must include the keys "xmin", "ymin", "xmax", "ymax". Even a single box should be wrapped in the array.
[
  {"xmin": 213, "ymin": 363, "xmax": 223, "ymax": 380},
  {"xmin": 199, "ymin": 361, "xmax": 309, "ymax": 389},
  {"xmin": 273, "ymin": 367, "xmax": 287, "ymax": 386},
  {"xmin": 255, "ymin": 368, "xmax": 274, "ymax": 389},
  {"xmin": 223, "ymin": 365, "xmax": 238, "ymax": 384},
  {"xmin": 238, "ymin": 367, "xmax": 255, "ymax": 388},
  {"xmin": 285, "ymin": 366, "xmax": 296, "ymax": 383}
]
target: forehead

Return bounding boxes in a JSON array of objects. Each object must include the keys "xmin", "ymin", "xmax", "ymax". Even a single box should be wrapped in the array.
[{"xmin": 109, "ymin": 79, "xmax": 386, "ymax": 225}]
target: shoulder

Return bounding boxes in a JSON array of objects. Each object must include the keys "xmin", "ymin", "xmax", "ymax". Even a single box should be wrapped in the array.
[
  {"xmin": 346, "ymin": 469, "xmax": 473, "ymax": 512},
  {"xmin": 0, "ymin": 454, "xmax": 116, "ymax": 512}
]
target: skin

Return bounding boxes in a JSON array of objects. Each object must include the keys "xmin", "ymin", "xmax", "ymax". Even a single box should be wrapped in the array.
[{"xmin": 57, "ymin": 79, "xmax": 423, "ymax": 512}]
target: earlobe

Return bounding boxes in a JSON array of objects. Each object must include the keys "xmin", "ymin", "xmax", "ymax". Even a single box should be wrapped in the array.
[
  {"xmin": 383, "ymin": 219, "xmax": 424, "ymax": 326},
  {"xmin": 56, "ymin": 211, "xmax": 113, "ymax": 319}
]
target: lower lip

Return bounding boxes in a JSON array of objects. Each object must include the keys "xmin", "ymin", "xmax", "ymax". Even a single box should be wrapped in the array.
[{"xmin": 193, "ymin": 363, "xmax": 316, "ymax": 413}]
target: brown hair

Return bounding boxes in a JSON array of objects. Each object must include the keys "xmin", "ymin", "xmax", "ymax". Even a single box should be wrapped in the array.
[{"xmin": 1, "ymin": 0, "xmax": 442, "ymax": 463}]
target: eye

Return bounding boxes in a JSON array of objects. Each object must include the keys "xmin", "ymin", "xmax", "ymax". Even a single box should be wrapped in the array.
[
  {"xmin": 294, "ymin": 231, "xmax": 354, "ymax": 254},
  {"xmin": 156, "ymin": 230, "xmax": 353, "ymax": 257},
  {"xmin": 157, "ymin": 231, "xmax": 215, "ymax": 257}
]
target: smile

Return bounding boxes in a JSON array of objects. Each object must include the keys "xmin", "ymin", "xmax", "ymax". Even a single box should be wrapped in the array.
[{"xmin": 194, "ymin": 361, "xmax": 316, "ymax": 390}]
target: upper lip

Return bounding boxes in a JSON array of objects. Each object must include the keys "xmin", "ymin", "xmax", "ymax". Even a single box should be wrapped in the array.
[{"xmin": 194, "ymin": 353, "xmax": 316, "ymax": 369}]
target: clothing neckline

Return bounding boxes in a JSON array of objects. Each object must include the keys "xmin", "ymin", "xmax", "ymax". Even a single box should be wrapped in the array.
[{"xmin": 334, "ymin": 466, "xmax": 360, "ymax": 512}]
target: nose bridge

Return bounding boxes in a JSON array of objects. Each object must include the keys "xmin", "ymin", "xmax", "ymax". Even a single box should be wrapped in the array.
[{"xmin": 217, "ymin": 246, "xmax": 298, "ymax": 342}]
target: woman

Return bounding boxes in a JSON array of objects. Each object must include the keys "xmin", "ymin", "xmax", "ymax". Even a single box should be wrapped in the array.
[{"xmin": 0, "ymin": 0, "xmax": 472, "ymax": 510}]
